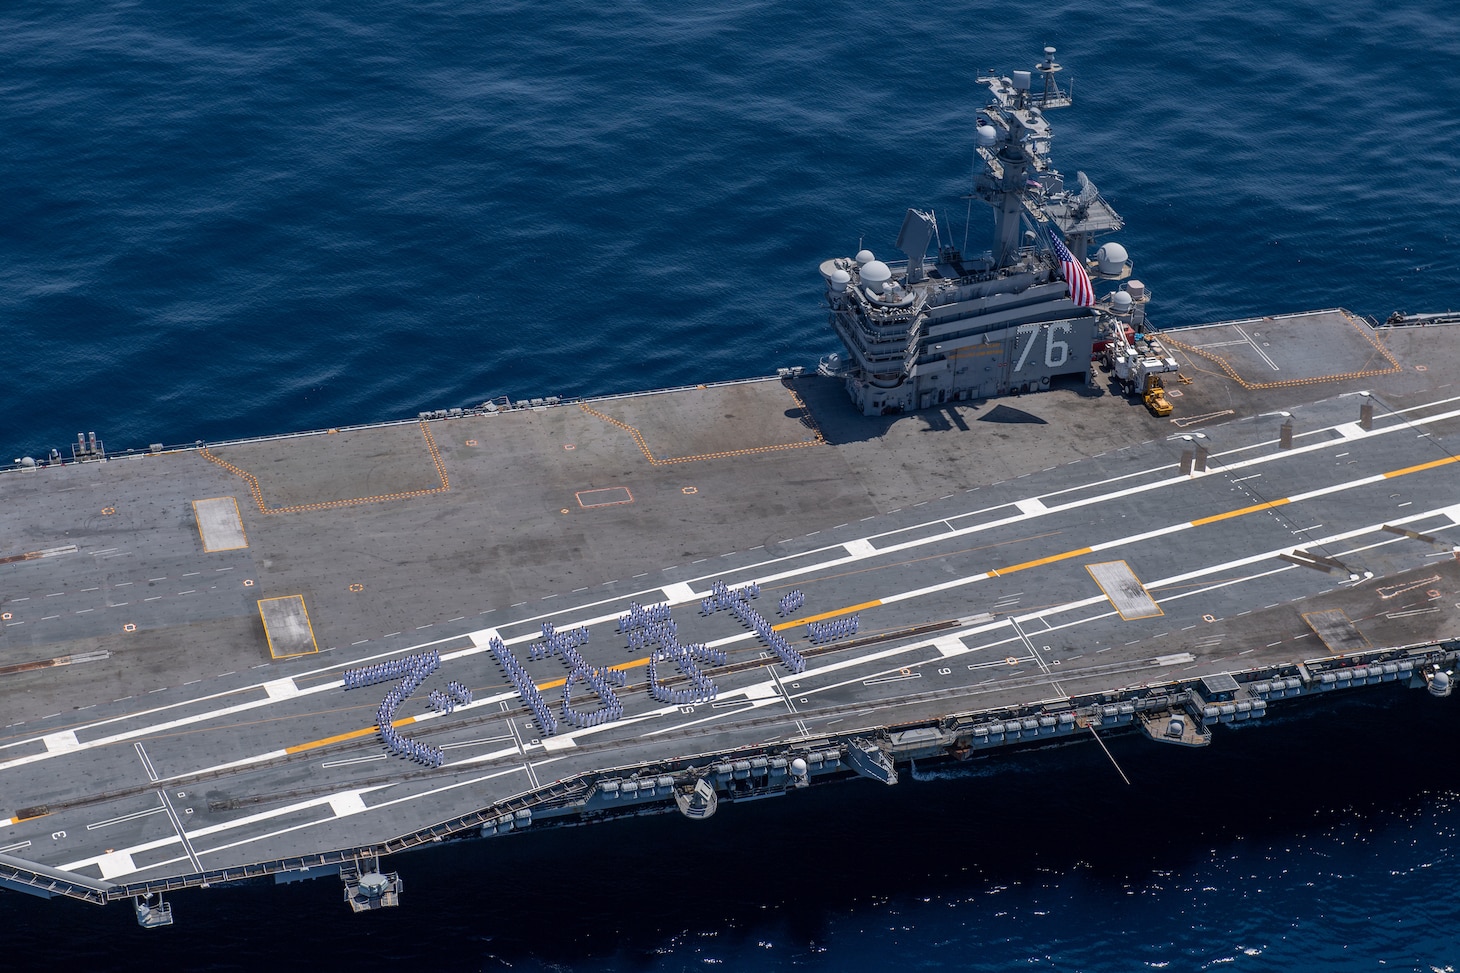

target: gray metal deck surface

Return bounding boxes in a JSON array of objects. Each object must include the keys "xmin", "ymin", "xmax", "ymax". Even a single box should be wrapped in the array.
[{"xmin": 0, "ymin": 311, "xmax": 1457, "ymax": 895}]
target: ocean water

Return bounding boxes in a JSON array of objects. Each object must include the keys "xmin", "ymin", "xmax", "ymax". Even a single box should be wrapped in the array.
[{"xmin": 2, "ymin": 0, "xmax": 1459, "ymax": 966}]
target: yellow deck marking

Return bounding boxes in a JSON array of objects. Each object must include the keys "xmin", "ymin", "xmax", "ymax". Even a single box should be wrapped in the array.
[
  {"xmin": 1383, "ymin": 455, "xmax": 1460, "ymax": 478},
  {"xmin": 200, "ymin": 420, "xmax": 449, "ymax": 515},
  {"xmin": 773, "ymin": 600, "xmax": 883, "ymax": 631},
  {"xmin": 285, "ymin": 717, "xmax": 418, "ymax": 756},
  {"xmin": 992, "ymin": 547, "xmax": 1094, "ymax": 577},
  {"xmin": 1159, "ymin": 310, "xmax": 1401, "ymax": 390},
  {"xmin": 538, "ymin": 657, "xmax": 650, "ymax": 691},
  {"xmin": 1189, "ymin": 499, "xmax": 1290, "ymax": 527},
  {"xmin": 579, "ymin": 386, "xmax": 824, "ymax": 466}
]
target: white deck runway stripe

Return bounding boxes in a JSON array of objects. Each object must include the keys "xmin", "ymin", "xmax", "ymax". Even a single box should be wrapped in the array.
[{"xmin": 661, "ymin": 582, "xmax": 697, "ymax": 603}]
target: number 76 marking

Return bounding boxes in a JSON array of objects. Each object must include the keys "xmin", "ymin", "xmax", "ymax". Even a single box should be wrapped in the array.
[{"xmin": 1013, "ymin": 323, "xmax": 1073, "ymax": 372}]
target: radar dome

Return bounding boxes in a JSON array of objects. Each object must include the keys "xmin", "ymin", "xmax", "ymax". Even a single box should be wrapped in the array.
[
  {"xmin": 976, "ymin": 123, "xmax": 998, "ymax": 147},
  {"xmin": 1096, "ymin": 242, "xmax": 1129, "ymax": 276},
  {"xmin": 859, "ymin": 260, "xmax": 892, "ymax": 294},
  {"xmin": 1111, "ymin": 290, "xmax": 1133, "ymax": 312},
  {"xmin": 855, "ymin": 249, "xmax": 876, "ymax": 266},
  {"xmin": 829, "ymin": 268, "xmax": 851, "ymax": 292}
]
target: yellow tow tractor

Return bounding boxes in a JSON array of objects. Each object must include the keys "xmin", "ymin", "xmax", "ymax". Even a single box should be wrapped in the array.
[{"xmin": 1142, "ymin": 374, "xmax": 1173, "ymax": 416}]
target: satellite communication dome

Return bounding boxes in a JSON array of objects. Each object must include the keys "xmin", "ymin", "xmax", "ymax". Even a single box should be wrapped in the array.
[
  {"xmin": 1111, "ymin": 290, "xmax": 1133, "ymax": 312},
  {"xmin": 790, "ymin": 758, "xmax": 808, "ymax": 777},
  {"xmin": 976, "ymin": 123, "xmax": 998, "ymax": 147},
  {"xmin": 855, "ymin": 249, "xmax": 876, "ymax": 266},
  {"xmin": 829, "ymin": 268, "xmax": 851, "ymax": 292},
  {"xmin": 1096, "ymin": 242, "xmax": 1129, "ymax": 276},
  {"xmin": 860, "ymin": 260, "xmax": 892, "ymax": 294}
]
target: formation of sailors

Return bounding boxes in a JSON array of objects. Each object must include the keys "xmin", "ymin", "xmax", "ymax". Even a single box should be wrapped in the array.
[
  {"xmin": 701, "ymin": 579, "xmax": 761, "ymax": 616},
  {"xmin": 617, "ymin": 601, "xmax": 672, "ymax": 633},
  {"xmin": 763, "ymin": 628, "xmax": 806, "ymax": 674},
  {"xmin": 397, "ymin": 652, "xmax": 440, "ymax": 698},
  {"xmin": 376, "ymin": 694, "xmax": 444, "ymax": 767},
  {"xmin": 778, "ymin": 589, "xmax": 805, "ymax": 616},
  {"xmin": 687, "ymin": 641, "xmax": 728, "ymax": 666},
  {"xmin": 342, "ymin": 649, "xmax": 441, "ymax": 691},
  {"xmin": 724, "ymin": 591, "xmax": 806, "ymax": 674},
  {"xmin": 553, "ymin": 620, "xmax": 627, "ymax": 727},
  {"xmin": 646, "ymin": 646, "xmax": 719, "ymax": 705},
  {"xmin": 428, "ymin": 684, "xmax": 472, "ymax": 714},
  {"xmin": 808, "ymin": 616, "xmax": 859, "ymax": 644},
  {"xmin": 560, "ymin": 705, "xmax": 621, "ymax": 729},
  {"xmin": 539, "ymin": 622, "xmax": 626, "ymax": 691},
  {"xmin": 490, "ymin": 635, "xmax": 558, "ymax": 736},
  {"xmin": 560, "ymin": 682, "xmax": 625, "ymax": 728},
  {"xmin": 627, "ymin": 619, "xmax": 677, "ymax": 651},
  {"xmin": 529, "ymin": 622, "xmax": 590, "ymax": 661},
  {"xmin": 563, "ymin": 661, "xmax": 624, "ymax": 708},
  {"xmin": 379, "ymin": 723, "xmax": 443, "ymax": 767}
]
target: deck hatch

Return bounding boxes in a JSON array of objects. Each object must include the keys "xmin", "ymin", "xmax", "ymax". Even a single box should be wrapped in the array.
[
  {"xmin": 192, "ymin": 497, "xmax": 248, "ymax": 552},
  {"xmin": 1303, "ymin": 609, "xmax": 1370, "ymax": 654},
  {"xmin": 1086, "ymin": 560, "xmax": 1163, "ymax": 620},
  {"xmin": 257, "ymin": 595, "xmax": 319, "ymax": 658}
]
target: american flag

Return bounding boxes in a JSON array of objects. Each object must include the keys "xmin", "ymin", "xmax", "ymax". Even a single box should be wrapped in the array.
[{"xmin": 1048, "ymin": 230, "xmax": 1095, "ymax": 307}]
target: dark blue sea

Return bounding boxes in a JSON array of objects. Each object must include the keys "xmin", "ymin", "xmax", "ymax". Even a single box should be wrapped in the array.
[{"xmin": 3, "ymin": 0, "xmax": 1460, "ymax": 967}]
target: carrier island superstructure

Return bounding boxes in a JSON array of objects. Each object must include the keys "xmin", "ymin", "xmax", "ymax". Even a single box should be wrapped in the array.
[
  {"xmin": 1, "ymin": 51, "xmax": 1457, "ymax": 926},
  {"xmin": 820, "ymin": 49, "xmax": 1169, "ymax": 414}
]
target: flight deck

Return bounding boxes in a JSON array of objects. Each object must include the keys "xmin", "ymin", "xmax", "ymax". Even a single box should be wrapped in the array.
[{"xmin": 1, "ymin": 310, "xmax": 1457, "ymax": 918}]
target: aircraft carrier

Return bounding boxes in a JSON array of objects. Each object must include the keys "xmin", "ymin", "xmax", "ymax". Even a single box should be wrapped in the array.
[{"xmin": 2, "ymin": 51, "xmax": 1457, "ymax": 926}]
